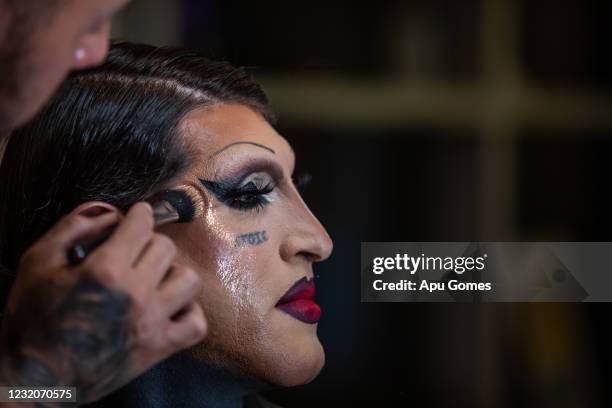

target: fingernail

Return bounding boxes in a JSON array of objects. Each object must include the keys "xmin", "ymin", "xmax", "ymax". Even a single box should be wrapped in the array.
[{"xmin": 71, "ymin": 202, "xmax": 118, "ymax": 217}]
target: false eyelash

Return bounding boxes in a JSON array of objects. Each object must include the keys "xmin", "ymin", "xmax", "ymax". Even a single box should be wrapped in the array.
[
  {"xmin": 293, "ymin": 172, "xmax": 312, "ymax": 194},
  {"xmin": 200, "ymin": 177, "xmax": 275, "ymax": 213},
  {"xmin": 223, "ymin": 181, "xmax": 274, "ymax": 212}
]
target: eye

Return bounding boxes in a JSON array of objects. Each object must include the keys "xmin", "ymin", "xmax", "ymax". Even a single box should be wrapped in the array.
[
  {"xmin": 225, "ymin": 180, "xmax": 275, "ymax": 212},
  {"xmin": 200, "ymin": 174, "xmax": 276, "ymax": 213}
]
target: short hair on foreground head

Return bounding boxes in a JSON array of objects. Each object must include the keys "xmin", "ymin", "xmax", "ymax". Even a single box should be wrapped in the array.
[{"xmin": 0, "ymin": 41, "xmax": 274, "ymax": 272}]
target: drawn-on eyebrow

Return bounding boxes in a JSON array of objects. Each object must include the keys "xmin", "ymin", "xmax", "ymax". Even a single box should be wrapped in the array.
[{"xmin": 209, "ymin": 141, "xmax": 276, "ymax": 159}]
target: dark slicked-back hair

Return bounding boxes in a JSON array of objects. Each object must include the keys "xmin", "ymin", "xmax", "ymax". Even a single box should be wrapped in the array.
[{"xmin": 0, "ymin": 41, "xmax": 274, "ymax": 272}]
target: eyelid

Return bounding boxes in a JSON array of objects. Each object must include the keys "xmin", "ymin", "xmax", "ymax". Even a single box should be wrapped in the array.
[
  {"xmin": 239, "ymin": 172, "xmax": 275, "ymax": 189},
  {"xmin": 214, "ymin": 159, "xmax": 285, "ymax": 188},
  {"xmin": 200, "ymin": 174, "xmax": 275, "ymax": 213},
  {"xmin": 200, "ymin": 174, "xmax": 274, "ymax": 201}
]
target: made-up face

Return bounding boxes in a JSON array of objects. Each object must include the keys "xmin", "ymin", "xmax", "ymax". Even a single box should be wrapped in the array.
[{"xmin": 161, "ymin": 104, "xmax": 333, "ymax": 386}]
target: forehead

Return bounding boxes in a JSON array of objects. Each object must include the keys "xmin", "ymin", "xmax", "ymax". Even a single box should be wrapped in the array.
[
  {"xmin": 64, "ymin": 0, "xmax": 128, "ymax": 15},
  {"xmin": 180, "ymin": 103, "xmax": 294, "ymax": 166},
  {"xmin": 50, "ymin": 0, "xmax": 129, "ymax": 24},
  {"xmin": 92, "ymin": 0, "xmax": 130, "ymax": 13}
]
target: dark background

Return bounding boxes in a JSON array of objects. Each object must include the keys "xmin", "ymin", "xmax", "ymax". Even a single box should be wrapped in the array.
[{"xmin": 114, "ymin": 1, "xmax": 612, "ymax": 406}]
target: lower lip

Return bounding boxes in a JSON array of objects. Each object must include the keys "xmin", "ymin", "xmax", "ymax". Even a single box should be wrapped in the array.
[{"xmin": 276, "ymin": 299, "xmax": 321, "ymax": 324}]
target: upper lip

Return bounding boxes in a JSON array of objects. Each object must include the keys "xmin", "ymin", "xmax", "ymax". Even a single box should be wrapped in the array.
[{"xmin": 276, "ymin": 276, "xmax": 315, "ymax": 305}]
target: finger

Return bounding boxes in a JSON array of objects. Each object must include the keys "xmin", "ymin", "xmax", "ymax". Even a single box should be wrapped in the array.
[
  {"xmin": 29, "ymin": 211, "xmax": 120, "ymax": 266},
  {"xmin": 165, "ymin": 302, "xmax": 207, "ymax": 352},
  {"xmin": 158, "ymin": 265, "xmax": 203, "ymax": 318},
  {"xmin": 131, "ymin": 234, "xmax": 176, "ymax": 291},
  {"xmin": 98, "ymin": 202, "xmax": 154, "ymax": 266}
]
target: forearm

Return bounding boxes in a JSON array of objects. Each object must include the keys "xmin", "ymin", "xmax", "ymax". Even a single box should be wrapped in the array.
[
  {"xmin": 0, "ymin": 358, "xmax": 37, "ymax": 408},
  {"xmin": 0, "ymin": 277, "xmax": 131, "ymax": 404},
  {"xmin": 0, "ymin": 402, "xmax": 36, "ymax": 408},
  {"xmin": 1, "ymin": 309, "xmax": 72, "ymax": 407},
  {"xmin": 0, "ymin": 350, "xmax": 73, "ymax": 408}
]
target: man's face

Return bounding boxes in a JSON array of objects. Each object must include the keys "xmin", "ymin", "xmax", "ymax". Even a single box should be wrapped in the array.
[{"xmin": 0, "ymin": 0, "xmax": 130, "ymax": 132}]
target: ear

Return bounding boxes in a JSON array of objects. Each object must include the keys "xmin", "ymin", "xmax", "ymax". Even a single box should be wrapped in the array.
[{"xmin": 71, "ymin": 201, "xmax": 119, "ymax": 218}]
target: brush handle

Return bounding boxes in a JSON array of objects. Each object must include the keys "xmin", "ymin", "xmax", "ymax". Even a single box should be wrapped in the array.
[{"xmin": 67, "ymin": 225, "xmax": 117, "ymax": 265}]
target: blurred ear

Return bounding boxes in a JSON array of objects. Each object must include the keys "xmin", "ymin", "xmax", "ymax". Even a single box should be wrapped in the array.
[
  {"xmin": 71, "ymin": 22, "xmax": 111, "ymax": 70},
  {"xmin": 71, "ymin": 201, "xmax": 119, "ymax": 218}
]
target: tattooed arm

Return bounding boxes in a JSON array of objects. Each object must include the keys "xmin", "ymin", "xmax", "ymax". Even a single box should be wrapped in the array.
[
  {"xmin": 0, "ymin": 203, "xmax": 206, "ymax": 405},
  {"xmin": 0, "ymin": 277, "xmax": 132, "ymax": 403}
]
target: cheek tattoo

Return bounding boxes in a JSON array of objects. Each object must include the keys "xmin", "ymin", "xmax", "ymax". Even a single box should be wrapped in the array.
[{"xmin": 235, "ymin": 231, "xmax": 268, "ymax": 247}]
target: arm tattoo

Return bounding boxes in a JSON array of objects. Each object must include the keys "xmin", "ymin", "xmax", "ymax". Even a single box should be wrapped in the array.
[
  {"xmin": 0, "ymin": 275, "xmax": 132, "ymax": 404},
  {"xmin": 235, "ymin": 231, "xmax": 268, "ymax": 247}
]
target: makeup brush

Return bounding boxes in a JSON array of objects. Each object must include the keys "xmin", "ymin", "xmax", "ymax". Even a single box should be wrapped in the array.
[{"xmin": 67, "ymin": 187, "xmax": 202, "ymax": 265}]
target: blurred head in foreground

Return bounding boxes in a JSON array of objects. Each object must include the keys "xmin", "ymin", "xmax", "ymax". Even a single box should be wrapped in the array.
[{"xmin": 0, "ymin": 0, "xmax": 131, "ymax": 133}]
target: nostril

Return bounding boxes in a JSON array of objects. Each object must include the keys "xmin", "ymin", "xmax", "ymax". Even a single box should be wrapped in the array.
[{"xmin": 297, "ymin": 251, "xmax": 320, "ymax": 263}]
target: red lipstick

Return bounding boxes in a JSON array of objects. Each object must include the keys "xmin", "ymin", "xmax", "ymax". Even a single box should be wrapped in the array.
[{"xmin": 275, "ymin": 277, "xmax": 320, "ymax": 324}]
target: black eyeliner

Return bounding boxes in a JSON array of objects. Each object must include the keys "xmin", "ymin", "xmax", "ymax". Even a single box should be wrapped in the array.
[
  {"xmin": 200, "ymin": 178, "xmax": 274, "ymax": 212},
  {"xmin": 200, "ymin": 161, "xmax": 282, "ymax": 198},
  {"xmin": 199, "ymin": 159, "xmax": 287, "ymax": 212},
  {"xmin": 199, "ymin": 179, "xmax": 234, "ymax": 201}
]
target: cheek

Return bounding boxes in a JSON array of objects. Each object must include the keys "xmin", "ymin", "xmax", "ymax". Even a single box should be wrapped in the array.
[
  {"xmin": 166, "ymin": 205, "xmax": 321, "ymax": 383},
  {"xmin": 21, "ymin": 31, "xmax": 77, "ymax": 103},
  {"xmin": 168, "ymin": 207, "xmax": 278, "ymax": 339},
  {"xmin": 198, "ymin": 209, "xmax": 262, "ymax": 311}
]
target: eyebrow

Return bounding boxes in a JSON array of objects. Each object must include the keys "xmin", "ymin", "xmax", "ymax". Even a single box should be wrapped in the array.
[{"xmin": 209, "ymin": 141, "xmax": 276, "ymax": 159}]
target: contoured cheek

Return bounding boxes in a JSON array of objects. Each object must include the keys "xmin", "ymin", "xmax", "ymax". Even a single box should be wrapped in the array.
[{"xmin": 201, "ymin": 201, "xmax": 268, "ymax": 334}]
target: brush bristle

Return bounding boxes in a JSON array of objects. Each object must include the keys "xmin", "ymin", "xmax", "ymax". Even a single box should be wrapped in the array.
[{"xmin": 160, "ymin": 188, "xmax": 199, "ymax": 222}]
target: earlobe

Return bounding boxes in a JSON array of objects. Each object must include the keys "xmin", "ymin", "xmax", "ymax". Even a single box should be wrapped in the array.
[
  {"xmin": 73, "ymin": 29, "xmax": 110, "ymax": 70},
  {"xmin": 74, "ymin": 48, "xmax": 87, "ymax": 63},
  {"xmin": 71, "ymin": 202, "xmax": 118, "ymax": 218},
  {"xmin": 72, "ymin": 47, "xmax": 92, "ymax": 70}
]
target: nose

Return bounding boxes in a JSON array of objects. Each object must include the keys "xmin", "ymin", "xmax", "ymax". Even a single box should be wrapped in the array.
[
  {"xmin": 279, "ymin": 197, "xmax": 333, "ymax": 265},
  {"xmin": 72, "ymin": 23, "xmax": 111, "ymax": 70}
]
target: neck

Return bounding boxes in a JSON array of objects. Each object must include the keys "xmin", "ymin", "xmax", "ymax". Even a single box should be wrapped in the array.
[{"xmin": 98, "ymin": 352, "xmax": 257, "ymax": 408}]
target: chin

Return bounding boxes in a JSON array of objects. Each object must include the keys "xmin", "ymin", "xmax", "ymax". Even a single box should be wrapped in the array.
[{"xmin": 261, "ymin": 335, "xmax": 326, "ymax": 387}]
